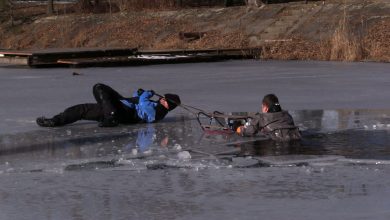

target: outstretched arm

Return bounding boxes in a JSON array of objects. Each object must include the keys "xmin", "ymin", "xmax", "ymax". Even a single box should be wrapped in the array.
[
  {"xmin": 132, "ymin": 88, "xmax": 146, "ymax": 97},
  {"xmin": 125, "ymin": 88, "xmax": 151, "ymax": 104},
  {"xmin": 136, "ymin": 90, "xmax": 158, "ymax": 123},
  {"xmin": 138, "ymin": 90, "xmax": 155, "ymax": 103},
  {"xmin": 236, "ymin": 118, "xmax": 260, "ymax": 136}
]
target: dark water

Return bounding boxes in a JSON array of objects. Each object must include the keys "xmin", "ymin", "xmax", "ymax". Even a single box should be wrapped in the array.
[
  {"xmin": 1, "ymin": 109, "xmax": 390, "ymax": 220},
  {"xmin": 235, "ymin": 129, "xmax": 390, "ymax": 160},
  {"xmin": 1, "ymin": 109, "xmax": 390, "ymax": 173},
  {"xmin": 235, "ymin": 109, "xmax": 390, "ymax": 161}
]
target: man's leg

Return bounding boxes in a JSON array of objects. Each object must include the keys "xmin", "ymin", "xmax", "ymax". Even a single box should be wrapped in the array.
[
  {"xmin": 118, "ymin": 107, "xmax": 141, "ymax": 124},
  {"xmin": 92, "ymin": 83, "xmax": 131, "ymax": 126},
  {"xmin": 92, "ymin": 83, "xmax": 124, "ymax": 118},
  {"xmin": 37, "ymin": 104, "xmax": 103, "ymax": 127}
]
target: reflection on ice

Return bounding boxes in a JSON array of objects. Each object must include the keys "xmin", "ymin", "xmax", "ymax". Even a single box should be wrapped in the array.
[
  {"xmin": 1, "ymin": 109, "xmax": 390, "ymax": 173},
  {"xmin": 290, "ymin": 109, "xmax": 390, "ymax": 131}
]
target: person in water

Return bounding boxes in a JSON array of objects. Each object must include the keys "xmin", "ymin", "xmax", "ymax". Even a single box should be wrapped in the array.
[
  {"xmin": 236, "ymin": 94, "xmax": 301, "ymax": 142},
  {"xmin": 36, "ymin": 83, "xmax": 181, "ymax": 127}
]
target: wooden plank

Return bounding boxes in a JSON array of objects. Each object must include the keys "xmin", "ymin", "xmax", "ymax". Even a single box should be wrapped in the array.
[
  {"xmin": 1, "ymin": 47, "xmax": 260, "ymax": 67},
  {"xmin": 0, "ymin": 56, "xmax": 29, "ymax": 65},
  {"xmin": 0, "ymin": 50, "xmax": 33, "ymax": 56},
  {"xmin": 29, "ymin": 47, "xmax": 138, "ymax": 67},
  {"xmin": 56, "ymin": 54, "xmax": 245, "ymax": 67},
  {"xmin": 56, "ymin": 59, "xmax": 79, "ymax": 65},
  {"xmin": 139, "ymin": 48, "xmax": 248, "ymax": 54},
  {"xmin": 138, "ymin": 48, "xmax": 260, "ymax": 57},
  {"xmin": 31, "ymin": 47, "xmax": 137, "ymax": 56}
]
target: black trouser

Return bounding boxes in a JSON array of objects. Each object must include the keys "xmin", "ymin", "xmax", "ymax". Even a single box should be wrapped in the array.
[{"xmin": 51, "ymin": 83, "xmax": 140, "ymax": 126}]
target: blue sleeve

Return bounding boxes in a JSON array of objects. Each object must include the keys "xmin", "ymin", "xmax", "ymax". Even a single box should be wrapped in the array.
[
  {"xmin": 139, "ymin": 90, "xmax": 154, "ymax": 102},
  {"xmin": 136, "ymin": 90, "xmax": 157, "ymax": 123}
]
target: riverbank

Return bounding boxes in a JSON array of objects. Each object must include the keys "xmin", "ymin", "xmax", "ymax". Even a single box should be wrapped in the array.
[{"xmin": 0, "ymin": 0, "xmax": 389, "ymax": 62}]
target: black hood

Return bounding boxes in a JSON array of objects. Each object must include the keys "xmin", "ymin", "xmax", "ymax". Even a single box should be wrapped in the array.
[
  {"xmin": 164, "ymin": 94, "xmax": 181, "ymax": 111},
  {"xmin": 155, "ymin": 103, "xmax": 169, "ymax": 121}
]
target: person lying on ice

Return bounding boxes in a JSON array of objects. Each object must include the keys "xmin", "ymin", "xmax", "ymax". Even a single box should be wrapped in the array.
[
  {"xmin": 36, "ymin": 83, "xmax": 181, "ymax": 127},
  {"xmin": 236, "ymin": 94, "xmax": 301, "ymax": 142}
]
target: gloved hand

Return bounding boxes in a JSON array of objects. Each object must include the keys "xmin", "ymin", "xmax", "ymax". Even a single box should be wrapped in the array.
[
  {"xmin": 137, "ymin": 88, "xmax": 145, "ymax": 96},
  {"xmin": 236, "ymin": 126, "xmax": 243, "ymax": 135},
  {"xmin": 228, "ymin": 119, "xmax": 243, "ymax": 131}
]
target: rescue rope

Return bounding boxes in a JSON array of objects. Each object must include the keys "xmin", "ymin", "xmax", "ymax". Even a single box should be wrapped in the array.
[{"xmin": 155, "ymin": 92, "xmax": 250, "ymax": 132}]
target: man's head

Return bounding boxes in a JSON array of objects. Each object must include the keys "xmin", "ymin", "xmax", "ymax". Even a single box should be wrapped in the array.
[
  {"xmin": 160, "ymin": 94, "xmax": 181, "ymax": 111},
  {"xmin": 262, "ymin": 94, "xmax": 282, "ymax": 113}
]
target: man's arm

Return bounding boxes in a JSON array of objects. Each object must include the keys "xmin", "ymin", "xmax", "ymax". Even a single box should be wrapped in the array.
[
  {"xmin": 236, "ymin": 118, "xmax": 260, "ymax": 136},
  {"xmin": 133, "ymin": 88, "xmax": 145, "ymax": 97},
  {"xmin": 138, "ymin": 90, "xmax": 155, "ymax": 103},
  {"xmin": 124, "ymin": 89, "xmax": 152, "ymax": 104}
]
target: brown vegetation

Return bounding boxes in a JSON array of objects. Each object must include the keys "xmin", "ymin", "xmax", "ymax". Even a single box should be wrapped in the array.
[
  {"xmin": 260, "ymin": 38, "xmax": 329, "ymax": 60},
  {"xmin": 363, "ymin": 19, "xmax": 390, "ymax": 62},
  {"xmin": 258, "ymin": 13, "xmax": 390, "ymax": 62},
  {"xmin": 116, "ymin": 0, "xmax": 177, "ymax": 11},
  {"xmin": 329, "ymin": 20, "xmax": 363, "ymax": 61},
  {"xmin": 0, "ymin": 0, "xmax": 388, "ymax": 62}
]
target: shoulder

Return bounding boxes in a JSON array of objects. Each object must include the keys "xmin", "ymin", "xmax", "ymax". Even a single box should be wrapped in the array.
[{"xmin": 280, "ymin": 110, "xmax": 294, "ymax": 119}]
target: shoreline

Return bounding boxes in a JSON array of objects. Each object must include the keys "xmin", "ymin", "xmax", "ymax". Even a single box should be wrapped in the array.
[{"xmin": 0, "ymin": 0, "xmax": 389, "ymax": 63}]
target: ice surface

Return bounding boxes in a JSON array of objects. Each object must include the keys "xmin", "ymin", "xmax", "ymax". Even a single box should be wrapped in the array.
[
  {"xmin": 1, "ymin": 60, "xmax": 390, "ymax": 220},
  {"xmin": 1, "ymin": 60, "xmax": 390, "ymax": 134}
]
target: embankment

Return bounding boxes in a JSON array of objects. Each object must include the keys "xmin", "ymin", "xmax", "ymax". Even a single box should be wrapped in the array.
[{"xmin": 0, "ymin": 0, "xmax": 389, "ymax": 62}]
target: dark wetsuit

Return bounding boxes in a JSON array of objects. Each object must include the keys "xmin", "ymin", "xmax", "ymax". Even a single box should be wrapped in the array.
[
  {"xmin": 49, "ymin": 83, "xmax": 167, "ymax": 126},
  {"xmin": 241, "ymin": 111, "xmax": 301, "ymax": 142}
]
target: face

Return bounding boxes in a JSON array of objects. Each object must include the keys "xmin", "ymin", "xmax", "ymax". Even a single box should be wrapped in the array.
[
  {"xmin": 261, "ymin": 104, "xmax": 269, "ymax": 113},
  {"xmin": 160, "ymin": 98, "xmax": 169, "ymax": 109}
]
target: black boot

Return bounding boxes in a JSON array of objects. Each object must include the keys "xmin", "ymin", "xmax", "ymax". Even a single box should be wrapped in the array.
[
  {"xmin": 98, "ymin": 118, "xmax": 118, "ymax": 127},
  {"xmin": 98, "ymin": 116, "xmax": 118, "ymax": 127},
  {"xmin": 36, "ymin": 117, "xmax": 57, "ymax": 127}
]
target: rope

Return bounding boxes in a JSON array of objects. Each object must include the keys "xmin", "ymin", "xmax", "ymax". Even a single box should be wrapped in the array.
[
  {"xmin": 155, "ymin": 92, "xmax": 206, "ymax": 116},
  {"xmin": 155, "ymin": 92, "xmax": 251, "ymax": 132}
]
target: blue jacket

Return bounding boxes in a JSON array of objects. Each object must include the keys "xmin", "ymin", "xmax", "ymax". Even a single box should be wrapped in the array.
[
  {"xmin": 120, "ymin": 90, "xmax": 158, "ymax": 123},
  {"xmin": 135, "ymin": 90, "xmax": 158, "ymax": 123}
]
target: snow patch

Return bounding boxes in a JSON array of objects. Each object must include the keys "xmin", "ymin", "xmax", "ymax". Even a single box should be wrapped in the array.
[{"xmin": 177, "ymin": 151, "xmax": 191, "ymax": 160}]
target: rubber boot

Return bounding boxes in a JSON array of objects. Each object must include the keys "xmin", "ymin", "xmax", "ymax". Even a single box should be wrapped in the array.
[
  {"xmin": 98, "ymin": 114, "xmax": 118, "ymax": 127},
  {"xmin": 36, "ymin": 117, "xmax": 57, "ymax": 127}
]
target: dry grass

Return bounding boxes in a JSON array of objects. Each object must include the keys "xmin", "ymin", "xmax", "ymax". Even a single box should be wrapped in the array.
[
  {"xmin": 259, "ymin": 3, "xmax": 387, "ymax": 62},
  {"xmin": 0, "ymin": 0, "xmax": 388, "ymax": 62},
  {"xmin": 259, "ymin": 38, "xmax": 331, "ymax": 61},
  {"xmin": 1, "ymin": 10, "xmax": 249, "ymax": 51},
  {"xmin": 258, "ymin": 17, "xmax": 390, "ymax": 62},
  {"xmin": 329, "ymin": 17, "xmax": 363, "ymax": 61},
  {"xmin": 155, "ymin": 31, "xmax": 249, "ymax": 50},
  {"xmin": 116, "ymin": 0, "xmax": 177, "ymax": 11},
  {"xmin": 363, "ymin": 18, "xmax": 390, "ymax": 62}
]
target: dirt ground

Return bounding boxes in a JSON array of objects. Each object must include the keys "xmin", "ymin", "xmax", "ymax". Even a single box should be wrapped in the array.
[{"xmin": 0, "ymin": 0, "xmax": 389, "ymax": 62}]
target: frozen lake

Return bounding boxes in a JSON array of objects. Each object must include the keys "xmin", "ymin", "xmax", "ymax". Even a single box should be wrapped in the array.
[{"xmin": 0, "ymin": 60, "xmax": 390, "ymax": 220}]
